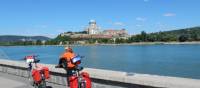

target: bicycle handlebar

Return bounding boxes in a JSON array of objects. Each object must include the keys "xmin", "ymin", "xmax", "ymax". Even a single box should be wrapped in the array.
[{"xmin": 23, "ymin": 55, "xmax": 40, "ymax": 63}]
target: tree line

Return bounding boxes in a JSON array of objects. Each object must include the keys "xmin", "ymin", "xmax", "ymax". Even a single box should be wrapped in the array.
[
  {"xmin": 49, "ymin": 27, "xmax": 200, "ymax": 44},
  {"xmin": 0, "ymin": 27, "xmax": 200, "ymax": 45}
]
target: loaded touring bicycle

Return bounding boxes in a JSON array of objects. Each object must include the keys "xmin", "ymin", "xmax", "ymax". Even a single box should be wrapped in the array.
[{"xmin": 24, "ymin": 55, "xmax": 50, "ymax": 88}]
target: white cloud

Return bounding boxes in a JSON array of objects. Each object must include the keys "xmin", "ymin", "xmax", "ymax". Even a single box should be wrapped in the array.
[
  {"xmin": 113, "ymin": 22, "xmax": 125, "ymax": 26},
  {"xmin": 136, "ymin": 17, "xmax": 146, "ymax": 21},
  {"xmin": 136, "ymin": 24, "xmax": 143, "ymax": 27},
  {"xmin": 163, "ymin": 13, "xmax": 176, "ymax": 17}
]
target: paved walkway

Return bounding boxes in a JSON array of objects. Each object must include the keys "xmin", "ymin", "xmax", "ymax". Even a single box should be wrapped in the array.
[
  {"xmin": 0, "ymin": 76, "xmax": 27, "ymax": 88},
  {"xmin": 0, "ymin": 72, "xmax": 66, "ymax": 88}
]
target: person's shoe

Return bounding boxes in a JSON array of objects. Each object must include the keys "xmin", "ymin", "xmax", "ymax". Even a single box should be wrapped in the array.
[
  {"xmin": 55, "ymin": 65, "xmax": 61, "ymax": 68},
  {"xmin": 67, "ymin": 84, "xmax": 70, "ymax": 87}
]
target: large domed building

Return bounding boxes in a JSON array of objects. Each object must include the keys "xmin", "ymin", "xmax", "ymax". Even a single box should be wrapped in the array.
[
  {"xmin": 85, "ymin": 20, "xmax": 100, "ymax": 34},
  {"xmin": 60, "ymin": 20, "xmax": 129, "ymax": 39}
]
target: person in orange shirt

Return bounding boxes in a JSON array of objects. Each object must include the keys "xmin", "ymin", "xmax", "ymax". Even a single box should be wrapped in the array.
[
  {"xmin": 56, "ymin": 46, "xmax": 76, "ymax": 68},
  {"xmin": 55, "ymin": 46, "xmax": 76, "ymax": 86}
]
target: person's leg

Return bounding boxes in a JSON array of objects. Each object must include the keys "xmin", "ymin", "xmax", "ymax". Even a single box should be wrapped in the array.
[
  {"xmin": 55, "ymin": 59, "xmax": 63, "ymax": 68},
  {"xmin": 67, "ymin": 76, "xmax": 70, "ymax": 87},
  {"xmin": 61, "ymin": 59, "xmax": 67, "ymax": 68},
  {"xmin": 66, "ymin": 69, "xmax": 73, "ymax": 87}
]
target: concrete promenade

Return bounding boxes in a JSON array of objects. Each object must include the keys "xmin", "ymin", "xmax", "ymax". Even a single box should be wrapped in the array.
[
  {"xmin": 1, "ymin": 59, "xmax": 200, "ymax": 88},
  {"xmin": 0, "ymin": 72, "xmax": 65, "ymax": 88},
  {"xmin": 0, "ymin": 72, "xmax": 30, "ymax": 88}
]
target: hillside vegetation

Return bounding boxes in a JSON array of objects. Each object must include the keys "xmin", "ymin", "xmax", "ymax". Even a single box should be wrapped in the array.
[
  {"xmin": 0, "ymin": 26, "xmax": 200, "ymax": 45},
  {"xmin": 131, "ymin": 26, "xmax": 200, "ymax": 42},
  {"xmin": 0, "ymin": 35, "xmax": 51, "ymax": 45},
  {"xmin": 51, "ymin": 26, "xmax": 200, "ymax": 44}
]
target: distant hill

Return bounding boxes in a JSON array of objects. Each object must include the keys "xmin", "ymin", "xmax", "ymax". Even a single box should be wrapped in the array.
[
  {"xmin": 160, "ymin": 26, "xmax": 200, "ymax": 36},
  {"xmin": 130, "ymin": 26, "xmax": 200, "ymax": 42},
  {"xmin": 156, "ymin": 27, "xmax": 200, "ymax": 42},
  {"xmin": 0, "ymin": 35, "xmax": 51, "ymax": 42}
]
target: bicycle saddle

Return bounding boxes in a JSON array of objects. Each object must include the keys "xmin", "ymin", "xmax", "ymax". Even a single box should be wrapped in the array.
[
  {"xmin": 76, "ymin": 66, "xmax": 83, "ymax": 71},
  {"xmin": 34, "ymin": 59, "xmax": 40, "ymax": 63}
]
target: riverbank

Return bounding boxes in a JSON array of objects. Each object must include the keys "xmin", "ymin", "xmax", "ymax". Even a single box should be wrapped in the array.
[
  {"xmin": 129, "ymin": 41, "xmax": 200, "ymax": 45},
  {"xmin": 55, "ymin": 41, "xmax": 200, "ymax": 46},
  {"xmin": 1, "ymin": 41, "xmax": 200, "ymax": 47}
]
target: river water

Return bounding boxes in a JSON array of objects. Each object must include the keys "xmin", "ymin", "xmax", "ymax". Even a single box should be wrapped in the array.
[{"xmin": 0, "ymin": 45, "xmax": 200, "ymax": 79}]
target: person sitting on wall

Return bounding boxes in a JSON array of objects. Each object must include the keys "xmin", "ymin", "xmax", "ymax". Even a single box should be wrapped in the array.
[{"xmin": 55, "ymin": 46, "xmax": 76, "ymax": 86}]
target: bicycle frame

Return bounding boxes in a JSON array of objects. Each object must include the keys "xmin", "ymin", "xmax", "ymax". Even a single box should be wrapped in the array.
[
  {"xmin": 74, "ymin": 66, "xmax": 86, "ymax": 88},
  {"xmin": 59, "ymin": 55, "xmax": 88, "ymax": 88},
  {"xmin": 25, "ymin": 56, "xmax": 47, "ymax": 88}
]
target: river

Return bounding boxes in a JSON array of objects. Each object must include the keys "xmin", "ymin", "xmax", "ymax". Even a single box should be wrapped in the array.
[{"xmin": 0, "ymin": 44, "xmax": 200, "ymax": 79}]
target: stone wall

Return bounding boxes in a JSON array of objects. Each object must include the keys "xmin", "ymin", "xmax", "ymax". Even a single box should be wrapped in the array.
[{"xmin": 0, "ymin": 59, "xmax": 200, "ymax": 88}]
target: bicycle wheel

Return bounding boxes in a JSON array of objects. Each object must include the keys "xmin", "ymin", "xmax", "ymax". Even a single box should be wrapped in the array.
[
  {"xmin": 80, "ymin": 82, "xmax": 86, "ymax": 88},
  {"xmin": 78, "ymin": 78, "xmax": 86, "ymax": 88},
  {"xmin": 39, "ymin": 80, "xmax": 46, "ymax": 88},
  {"xmin": 28, "ymin": 71, "xmax": 34, "ymax": 86}
]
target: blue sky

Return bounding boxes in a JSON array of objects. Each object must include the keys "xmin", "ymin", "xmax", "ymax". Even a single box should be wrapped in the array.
[{"xmin": 0, "ymin": 0, "xmax": 199, "ymax": 38}]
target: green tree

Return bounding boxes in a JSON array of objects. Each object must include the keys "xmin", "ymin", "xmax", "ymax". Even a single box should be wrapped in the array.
[
  {"xmin": 179, "ymin": 35, "xmax": 188, "ymax": 42},
  {"xmin": 141, "ymin": 31, "xmax": 147, "ymax": 42},
  {"xmin": 36, "ymin": 40, "xmax": 42, "ymax": 45},
  {"xmin": 115, "ymin": 38, "xmax": 126, "ymax": 44},
  {"xmin": 191, "ymin": 33, "xmax": 198, "ymax": 41}
]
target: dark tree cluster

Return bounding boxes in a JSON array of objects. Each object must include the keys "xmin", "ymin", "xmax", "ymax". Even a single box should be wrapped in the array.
[{"xmin": 1, "ymin": 27, "xmax": 200, "ymax": 45}]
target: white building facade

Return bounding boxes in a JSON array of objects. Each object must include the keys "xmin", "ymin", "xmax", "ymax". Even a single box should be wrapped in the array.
[{"xmin": 86, "ymin": 20, "xmax": 100, "ymax": 34}]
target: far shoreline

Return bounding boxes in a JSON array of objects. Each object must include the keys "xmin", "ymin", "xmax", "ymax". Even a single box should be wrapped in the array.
[
  {"xmin": 53, "ymin": 41, "xmax": 200, "ymax": 46},
  {"xmin": 1, "ymin": 41, "xmax": 200, "ymax": 47}
]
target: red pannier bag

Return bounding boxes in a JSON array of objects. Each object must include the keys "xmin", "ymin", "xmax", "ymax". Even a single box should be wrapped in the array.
[
  {"xmin": 42, "ymin": 67, "xmax": 50, "ymax": 79},
  {"xmin": 81, "ymin": 72, "xmax": 92, "ymax": 88},
  {"xmin": 32, "ymin": 69, "xmax": 42, "ymax": 84},
  {"xmin": 69, "ymin": 75, "xmax": 78, "ymax": 88}
]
